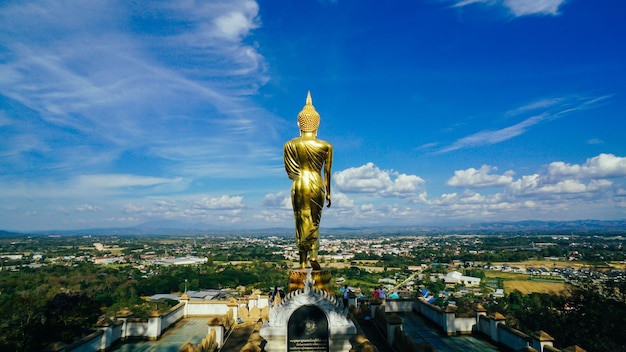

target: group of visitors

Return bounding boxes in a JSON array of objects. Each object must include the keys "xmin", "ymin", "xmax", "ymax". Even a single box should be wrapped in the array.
[
  {"xmin": 269, "ymin": 286, "xmax": 285, "ymax": 306},
  {"xmin": 373, "ymin": 285, "xmax": 387, "ymax": 305}
]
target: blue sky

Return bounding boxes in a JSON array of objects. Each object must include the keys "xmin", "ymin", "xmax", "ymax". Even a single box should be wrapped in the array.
[{"xmin": 1, "ymin": 0, "xmax": 625, "ymax": 231}]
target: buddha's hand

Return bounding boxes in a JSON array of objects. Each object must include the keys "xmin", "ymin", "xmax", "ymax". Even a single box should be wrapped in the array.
[{"xmin": 326, "ymin": 194, "xmax": 332, "ymax": 208}]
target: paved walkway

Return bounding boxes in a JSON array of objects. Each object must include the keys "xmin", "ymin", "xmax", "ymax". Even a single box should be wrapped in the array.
[
  {"xmin": 112, "ymin": 318, "xmax": 259, "ymax": 352},
  {"xmin": 113, "ymin": 318, "xmax": 209, "ymax": 352},
  {"xmin": 219, "ymin": 320, "xmax": 258, "ymax": 351},
  {"xmin": 398, "ymin": 313, "xmax": 499, "ymax": 352},
  {"xmin": 112, "ymin": 313, "xmax": 499, "ymax": 352},
  {"xmin": 355, "ymin": 317, "xmax": 395, "ymax": 351}
]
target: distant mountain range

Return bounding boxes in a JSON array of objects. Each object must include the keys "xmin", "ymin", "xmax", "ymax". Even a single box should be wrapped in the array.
[{"xmin": 2, "ymin": 219, "xmax": 626, "ymax": 237}]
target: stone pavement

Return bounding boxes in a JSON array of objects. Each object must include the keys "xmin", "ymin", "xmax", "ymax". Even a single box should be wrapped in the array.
[
  {"xmin": 397, "ymin": 312, "xmax": 500, "ymax": 352},
  {"xmin": 111, "ymin": 312, "xmax": 500, "ymax": 352},
  {"xmin": 220, "ymin": 320, "xmax": 259, "ymax": 351},
  {"xmin": 111, "ymin": 317, "xmax": 260, "ymax": 352},
  {"xmin": 355, "ymin": 317, "xmax": 395, "ymax": 351},
  {"xmin": 112, "ymin": 318, "xmax": 212, "ymax": 352}
]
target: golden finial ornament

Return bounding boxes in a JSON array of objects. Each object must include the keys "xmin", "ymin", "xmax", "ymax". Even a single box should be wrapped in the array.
[{"xmin": 297, "ymin": 91, "xmax": 320, "ymax": 132}]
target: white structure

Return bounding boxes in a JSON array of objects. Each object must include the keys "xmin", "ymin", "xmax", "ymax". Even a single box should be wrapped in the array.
[
  {"xmin": 444, "ymin": 271, "xmax": 481, "ymax": 287},
  {"xmin": 152, "ymin": 256, "xmax": 208, "ymax": 266},
  {"xmin": 260, "ymin": 269, "xmax": 356, "ymax": 352}
]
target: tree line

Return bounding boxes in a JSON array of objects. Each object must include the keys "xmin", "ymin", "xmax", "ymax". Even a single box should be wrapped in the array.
[{"xmin": 0, "ymin": 260, "xmax": 289, "ymax": 351}]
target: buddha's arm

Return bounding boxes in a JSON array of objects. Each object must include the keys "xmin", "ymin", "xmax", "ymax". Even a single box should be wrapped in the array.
[
  {"xmin": 283, "ymin": 142, "xmax": 299, "ymax": 181},
  {"xmin": 324, "ymin": 145, "xmax": 333, "ymax": 207}
]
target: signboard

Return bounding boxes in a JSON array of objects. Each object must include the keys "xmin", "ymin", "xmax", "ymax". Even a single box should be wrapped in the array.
[{"xmin": 287, "ymin": 305, "xmax": 329, "ymax": 352}]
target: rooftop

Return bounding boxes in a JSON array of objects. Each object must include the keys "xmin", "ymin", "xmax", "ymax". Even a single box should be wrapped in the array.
[{"xmin": 112, "ymin": 310, "xmax": 501, "ymax": 352}]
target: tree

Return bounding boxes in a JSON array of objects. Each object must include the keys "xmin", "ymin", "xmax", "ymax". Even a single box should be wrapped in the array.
[
  {"xmin": 0, "ymin": 291, "xmax": 47, "ymax": 351},
  {"xmin": 40, "ymin": 292, "xmax": 101, "ymax": 344},
  {"xmin": 424, "ymin": 277, "xmax": 445, "ymax": 294},
  {"xmin": 500, "ymin": 283, "xmax": 626, "ymax": 352}
]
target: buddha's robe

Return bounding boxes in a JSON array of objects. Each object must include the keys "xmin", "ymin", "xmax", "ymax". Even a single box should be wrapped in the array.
[{"xmin": 284, "ymin": 136, "xmax": 333, "ymax": 256}]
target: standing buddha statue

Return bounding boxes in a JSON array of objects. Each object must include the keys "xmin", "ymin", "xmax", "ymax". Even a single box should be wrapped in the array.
[{"xmin": 284, "ymin": 91, "xmax": 334, "ymax": 269}]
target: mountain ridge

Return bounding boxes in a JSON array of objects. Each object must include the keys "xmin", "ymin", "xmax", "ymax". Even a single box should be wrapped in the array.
[{"xmin": 2, "ymin": 219, "xmax": 626, "ymax": 237}]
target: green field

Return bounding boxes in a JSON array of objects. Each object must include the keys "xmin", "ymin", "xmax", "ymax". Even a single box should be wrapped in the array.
[{"xmin": 484, "ymin": 269, "xmax": 568, "ymax": 294}]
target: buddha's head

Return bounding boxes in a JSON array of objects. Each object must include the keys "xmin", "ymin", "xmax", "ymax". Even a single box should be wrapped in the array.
[{"xmin": 297, "ymin": 91, "xmax": 320, "ymax": 133}]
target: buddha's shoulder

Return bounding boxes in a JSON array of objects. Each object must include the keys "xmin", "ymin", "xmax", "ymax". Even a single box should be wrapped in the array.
[
  {"xmin": 315, "ymin": 139, "xmax": 333, "ymax": 148},
  {"xmin": 285, "ymin": 137, "xmax": 332, "ymax": 147}
]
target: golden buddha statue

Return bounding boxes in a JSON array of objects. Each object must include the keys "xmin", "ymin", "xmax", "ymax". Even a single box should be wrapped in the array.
[{"xmin": 284, "ymin": 91, "xmax": 333, "ymax": 269}]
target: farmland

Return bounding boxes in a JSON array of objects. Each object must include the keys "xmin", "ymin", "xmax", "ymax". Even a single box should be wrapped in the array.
[
  {"xmin": 502, "ymin": 279, "xmax": 567, "ymax": 295},
  {"xmin": 483, "ymin": 265, "xmax": 569, "ymax": 294}
]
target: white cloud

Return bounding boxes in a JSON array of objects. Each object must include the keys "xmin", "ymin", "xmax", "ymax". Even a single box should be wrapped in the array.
[
  {"xmin": 122, "ymin": 203, "xmax": 146, "ymax": 214},
  {"xmin": 504, "ymin": 0, "xmax": 565, "ymax": 17},
  {"xmin": 449, "ymin": 0, "xmax": 567, "ymax": 17},
  {"xmin": 75, "ymin": 174, "xmax": 182, "ymax": 189},
  {"xmin": 548, "ymin": 154, "xmax": 626, "ymax": 179},
  {"xmin": 458, "ymin": 191, "xmax": 487, "ymax": 204},
  {"xmin": 437, "ymin": 114, "xmax": 547, "ymax": 153},
  {"xmin": 334, "ymin": 163, "xmax": 392, "ymax": 193},
  {"xmin": 506, "ymin": 98, "xmax": 563, "ymax": 116},
  {"xmin": 215, "ymin": 213, "xmax": 243, "ymax": 224},
  {"xmin": 428, "ymin": 189, "xmax": 550, "ymax": 221},
  {"xmin": 119, "ymin": 196, "xmax": 247, "ymax": 224},
  {"xmin": 419, "ymin": 153, "xmax": 626, "ymax": 223},
  {"xmin": 152, "ymin": 199, "xmax": 178, "ymax": 214},
  {"xmin": 331, "ymin": 192, "xmax": 355, "ymax": 208},
  {"xmin": 0, "ymin": 0, "xmax": 274, "ymax": 181},
  {"xmin": 154, "ymin": 199, "xmax": 177, "ymax": 207},
  {"xmin": 507, "ymin": 167, "xmax": 616, "ymax": 197},
  {"xmin": 192, "ymin": 195, "xmax": 245, "ymax": 210},
  {"xmin": 0, "ymin": 174, "xmax": 185, "ymax": 202},
  {"xmin": 252, "ymin": 209, "xmax": 290, "ymax": 224},
  {"xmin": 334, "ymin": 162, "xmax": 425, "ymax": 198},
  {"xmin": 507, "ymin": 174, "xmax": 542, "ymax": 194},
  {"xmin": 390, "ymin": 174, "xmax": 427, "ymax": 195},
  {"xmin": 76, "ymin": 204, "xmax": 102, "ymax": 212},
  {"xmin": 431, "ymin": 190, "xmax": 498, "ymax": 206},
  {"xmin": 417, "ymin": 142, "xmax": 439, "ymax": 151},
  {"xmin": 532, "ymin": 179, "xmax": 612, "ymax": 195},
  {"xmin": 360, "ymin": 204, "xmax": 376, "ymax": 213},
  {"xmin": 4, "ymin": 153, "xmax": 625, "ymax": 230},
  {"xmin": 262, "ymin": 192, "xmax": 291, "ymax": 209},
  {"xmin": 452, "ymin": 0, "xmax": 490, "ymax": 8},
  {"xmin": 376, "ymin": 204, "xmax": 417, "ymax": 218},
  {"xmin": 587, "ymin": 138, "xmax": 603, "ymax": 145},
  {"xmin": 436, "ymin": 96, "xmax": 609, "ymax": 154},
  {"xmin": 447, "ymin": 165, "xmax": 514, "ymax": 188},
  {"xmin": 214, "ymin": 2, "xmax": 259, "ymax": 41}
]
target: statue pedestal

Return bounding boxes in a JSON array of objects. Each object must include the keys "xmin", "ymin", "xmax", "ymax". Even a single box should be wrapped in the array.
[
  {"xmin": 261, "ymin": 269, "xmax": 356, "ymax": 352},
  {"xmin": 288, "ymin": 268, "xmax": 333, "ymax": 294}
]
